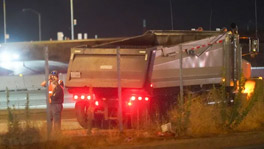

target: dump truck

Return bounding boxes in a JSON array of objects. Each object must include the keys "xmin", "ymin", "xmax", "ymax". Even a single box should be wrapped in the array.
[{"xmin": 65, "ymin": 30, "xmax": 251, "ymax": 128}]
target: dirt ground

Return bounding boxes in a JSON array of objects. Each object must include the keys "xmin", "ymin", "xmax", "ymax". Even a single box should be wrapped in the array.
[
  {"xmin": 0, "ymin": 108, "xmax": 76, "ymax": 121},
  {"xmin": 0, "ymin": 108, "xmax": 80, "ymax": 134},
  {"xmin": 1, "ymin": 130, "xmax": 264, "ymax": 149}
]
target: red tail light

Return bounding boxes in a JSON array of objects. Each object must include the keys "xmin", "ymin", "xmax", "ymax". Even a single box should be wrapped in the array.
[
  {"xmin": 145, "ymin": 97, "xmax": 149, "ymax": 101},
  {"xmin": 74, "ymin": 95, "xmax": 78, "ymax": 100},
  {"xmin": 128, "ymin": 102, "xmax": 132, "ymax": 106},
  {"xmin": 95, "ymin": 101, "xmax": 99, "ymax": 106},
  {"xmin": 130, "ymin": 96, "xmax": 136, "ymax": 101},
  {"xmin": 138, "ymin": 96, "xmax": 142, "ymax": 100},
  {"xmin": 87, "ymin": 95, "xmax": 91, "ymax": 100},
  {"xmin": 81, "ymin": 95, "xmax": 85, "ymax": 100}
]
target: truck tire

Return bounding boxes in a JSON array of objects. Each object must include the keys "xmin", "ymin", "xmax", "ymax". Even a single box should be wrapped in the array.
[{"xmin": 75, "ymin": 101, "xmax": 89, "ymax": 129}]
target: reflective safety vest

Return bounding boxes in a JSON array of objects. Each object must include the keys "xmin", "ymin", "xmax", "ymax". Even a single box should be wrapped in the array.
[
  {"xmin": 48, "ymin": 80, "xmax": 64, "ymax": 103},
  {"xmin": 48, "ymin": 82, "xmax": 53, "ymax": 104}
]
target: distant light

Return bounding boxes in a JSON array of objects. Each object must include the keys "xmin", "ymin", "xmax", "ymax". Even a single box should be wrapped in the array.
[
  {"xmin": 19, "ymin": 74, "xmax": 23, "ymax": 77},
  {"xmin": 128, "ymin": 102, "xmax": 132, "ymax": 106},
  {"xmin": 81, "ymin": 95, "xmax": 85, "ymax": 100},
  {"xmin": 258, "ymin": 77, "xmax": 262, "ymax": 80},
  {"xmin": 145, "ymin": 97, "xmax": 149, "ymax": 101},
  {"xmin": 0, "ymin": 52, "xmax": 11, "ymax": 61},
  {"xmin": 0, "ymin": 52, "xmax": 19, "ymax": 62},
  {"xmin": 12, "ymin": 54, "xmax": 19, "ymax": 60},
  {"xmin": 138, "ymin": 96, "xmax": 142, "ymax": 100}
]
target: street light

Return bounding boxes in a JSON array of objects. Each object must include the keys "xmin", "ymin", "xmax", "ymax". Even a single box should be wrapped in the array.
[
  {"xmin": 3, "ymin": 0, "xmax": 7, "ymax": 43},
  {"xmin": 254, "ymin": 0, "xmax": 258, "ymax": 38},
  {"xmin": 22, "ymin": 8, "xmax": 42, "ymax": 41},
  {"xmin": 169, "ymin": 0, "xmax": 174, "ymax": 30},
  {"xmin": 70, "ymin": 0, "xmax": 74, "ymax": 40}
]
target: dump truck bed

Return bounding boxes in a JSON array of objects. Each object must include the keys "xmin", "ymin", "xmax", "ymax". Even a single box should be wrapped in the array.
[
  {"xmin": 151, "ymin": 33, "xmax": 228, "ymax": 88},
  {"xmin": 66, "ymin": 30, "xmax": 241, "ymax": 89},
  {"xmin": 66, "ymin": 48, "xmax": 153, "ymax": 88}
]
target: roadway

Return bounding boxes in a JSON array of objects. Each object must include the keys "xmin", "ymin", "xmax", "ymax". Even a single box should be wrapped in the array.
[{"xmin": 0, "ymin": 89, "xmax": 74, "ymax": 109}]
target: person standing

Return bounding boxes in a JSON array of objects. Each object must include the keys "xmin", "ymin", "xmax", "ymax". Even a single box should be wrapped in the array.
[
  {"xmin": 41, "ymin": 70, "xmax": 64, "ymax": 88},
  {"xmin": 50, "ymin": 80, "xmax": 64, "ymax": 133},
  {"xmin": 41, "ymin": 70, "xmax": 64, "ymax": 103}
]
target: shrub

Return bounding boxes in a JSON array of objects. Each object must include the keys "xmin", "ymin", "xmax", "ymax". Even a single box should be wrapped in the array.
[
  {"xmin": 0, "ymin": 89, "xmax": 42, "ymax": 146},
  {"xmin": 169, "ymin": 79, "xmax": 264, "ymax": 137}
]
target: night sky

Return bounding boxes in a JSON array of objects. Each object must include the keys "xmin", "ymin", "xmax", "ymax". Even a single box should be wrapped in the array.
[{"xmin": 0, "ymin": 0, "xmax": 263, "ymax": 42}]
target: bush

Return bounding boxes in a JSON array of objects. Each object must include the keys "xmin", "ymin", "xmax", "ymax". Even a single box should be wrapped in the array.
[
  {"xmin": 1, "ymin": 126, "xmax": 41, "ymax": 146},
  {"xmin": 235, "ymin": 80, "xmax": 264, "ymax": 131},
  {"xmin": 0, "ymin": 89, "xmax": 42, "ymax": 146},
  {"xmin": 170, "ymin": 94, "xmax": 223, "ymax": 137},
  {"xmin": 169, "ymin": 79, "xmax": 264, "ymax": 137},
  {"xmin": 186, "ymin": 96, "xmax": 223, "ymax": 136}
]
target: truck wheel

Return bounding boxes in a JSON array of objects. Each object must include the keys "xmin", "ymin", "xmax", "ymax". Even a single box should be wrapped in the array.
[{"xmin": 75, "ymin": 101, "xmax": 89, "ymax": 129}]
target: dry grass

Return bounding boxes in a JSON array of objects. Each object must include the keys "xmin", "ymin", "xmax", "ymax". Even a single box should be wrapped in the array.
[
  {"xmin": 169, "ymin": 80, "xmax": 264, "ymax": 137},
  {"xmin": 0, "ymin": 124, "xmax": 42, "ymax": 146},
  {"xmin": 234, "ymin": 80, "xmax": 264, "ymax": 131},
  {"xmin": 22, "ymin": 128, "xmax": 159, "ymax": 149},
  {"xmin": 236, "ymin": 99, "xmax": 264, "ymax": 131},
  {"xmin": 169, "ymin": 95, "xmax": 224, "ymax": 137},
  {"xmin": 0, "ymin": 118, "xmax": 160, "ymax": 148},
  {"xmin": 186, "ymin": 97, "xmax": 223, "ymax": 137}
]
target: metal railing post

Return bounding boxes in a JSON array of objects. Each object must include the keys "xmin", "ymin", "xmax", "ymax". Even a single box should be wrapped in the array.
[
  {"xmin": 117, "ymin": 46, "xmax": 123, "ymax": 132},
  {"xmin": 179, "ymin": 45, "xmax": 184, "ymax": 107},
  {"xmin": 44, "ymin": 47, "xmax": 51, "ymax": 138}
]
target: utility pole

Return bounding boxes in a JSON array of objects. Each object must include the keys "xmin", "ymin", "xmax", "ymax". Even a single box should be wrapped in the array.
[
  {"xmin": 209, "ymin": 1, "xmax": 213, "ymax": 31},
  {"xmin": 39, "ymin": 13, "xmax": 41, "ymax": 41},
  {"xmin": 70, "ymin": 0, "xmax": 74, "ymax": 40},
  {"xmin": 22, "ymin": 8, "xmax": 42, "ymax": 41},
  {"xmin": 255, "ymin": 0, "xmax": 258, "ymax": 38},
  {"xmin": 209, "ymin": 8, "xmax": 212, "ymax": 30},
  {"xmin": 143, "ymin": 19, "xmax": 146, "ymax": 33},
  {"xmin": 169, "ymin": 0, "xmax": 174, "ymax": 30},
  {"xmin": 3, "ymin": 0, "xmax": 7, "ymax": 43}
]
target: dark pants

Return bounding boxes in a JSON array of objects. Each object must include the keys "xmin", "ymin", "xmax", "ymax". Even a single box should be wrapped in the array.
[{"xmin": 50, "ymin": 104, "xmax": 63, "ymax": 132}]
